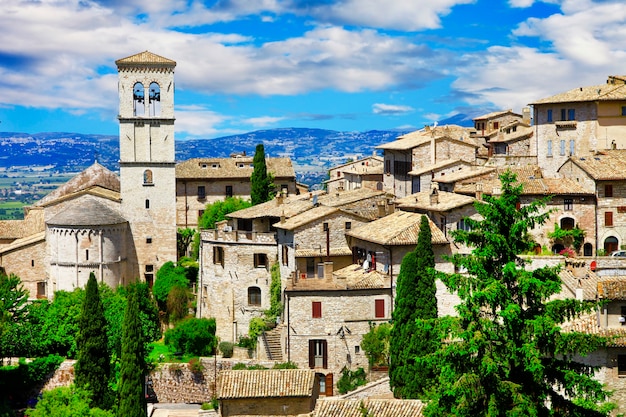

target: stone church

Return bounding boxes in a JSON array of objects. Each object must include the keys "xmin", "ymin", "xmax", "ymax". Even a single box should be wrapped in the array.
[{"xmin": 0, "ymin": 51, "xmax": 178, "ymax": 298}]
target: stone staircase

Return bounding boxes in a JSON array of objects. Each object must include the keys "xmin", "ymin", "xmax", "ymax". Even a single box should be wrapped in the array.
[{"xmin": 263, "ymin": 327, "xmax": 283, "ymax": 362}]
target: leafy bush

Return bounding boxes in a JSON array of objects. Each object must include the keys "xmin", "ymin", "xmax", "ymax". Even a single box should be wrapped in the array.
[
  {"xmin": 24, "ymin": 385, "xmax": 114, "ymax": 417},
  {"xmin": 232, "ymin": 363, "xmax": 248, "ymax": 370},
  {"xmin": 164, "ymin": 317, "xmax": 217, "ymax": 356},
  {"xmin": 152, "ymin": 261, "xmax": 189, "ymax": 312},
  {"xmin": 238, "ymin": 336, "xmax": 256, "ymax": 350},
  {"xmin": 231, "ymin": 363, "xmax": 267, "ymax": 370},
  {"xmin": 0, "ymin": 354, "xmax": 64, "ymax": 409},
  {"xmin": 361, "ymin": 322, "xmax": 391, "ymax": 367},
  {"xmin": 219, "ymin": 342, "xmax": 235, "ymax": 358},
  {"xmin": 166, "ymin": 284, "xmax": 191, "ymax": 323},
  {"xmin": 337, "ymin": 367, "xmax": 367, "ymax": 394},
  {"xmin": 187, "ymin": 358, "xmax": 204, "ymax": 374}
]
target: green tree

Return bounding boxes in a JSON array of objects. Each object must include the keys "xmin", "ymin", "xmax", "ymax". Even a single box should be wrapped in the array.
[
  {"xmin": 424, "ymin": 171, "xmax": 611, "ymax": 416},
  {"xmin": 389, "ymin": 214, "xmax": 438, "ymax": 398},
  {"xmin": 25, "ymin": 385, "xmax": 114, "ymax": 417},
  {"xmin": 39, "ymin": 289, "xmax": 84, "ymax": 358},
  {"xmin": 0, "ymin": 272, "xmax": 29, "ymax": 358},
  {"xmin": 177, "ymin": 228, "xmax": 196, "ymax": 259},
  {"xmin": 198, "ymin": 197, "xmax": 252, "ymax": 230},
  {"xmin": 152, "ymin": 261, "xmax": 189, "ymax": 313},
  {"xmin": 361, "ymin": 322, "xmax": 391, "ymax": 368},
  {"xmin": 250, "ymin": 143, "xmax": 274, "ymax": 205},
  {"xmin": 166, "ymin": 284, "xmax": 191, "ymax": 324},
  {"xmin": 75, "ymin": 273, "xmax": 111, "ymax": 409},
  {"xmin": 164, "ymin": 317, "xmax": 217, "ymax": 356},
  {"xmin": 118, "ymin": 286, "xmax": 147, "ymax": 417}
]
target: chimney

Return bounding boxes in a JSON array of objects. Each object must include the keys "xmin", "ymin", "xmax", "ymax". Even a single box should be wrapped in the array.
[
  {"xmin": 280, "ymin": 208, "xmax": 285, "ymax": 223},
  {"xmin": 475, "ymin": 182, "xmax": 483, "ymax": 201},
  {"xmin": 276, "ymin": 194, "xmax": 284, "ymax": 205},
  {"xmin": 377, "ymin": 201, "xmax": 386, "ymax": 218},
  {"xmin": 430, "ymin": 183, "xmax": 439, "ymax": 205},
  {"xmin": 522, "ymin": 107, "xmax": 531, "ymax": 125}
]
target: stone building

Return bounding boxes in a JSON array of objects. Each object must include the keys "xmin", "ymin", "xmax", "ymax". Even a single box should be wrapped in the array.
[
  {"xmin": 0, "ymin": 51, "xmax": 178, "ymax": 296},
  {"xmin": 559, "ymin": 150, "xmax": 626, "ymax": 254},
  {"xmin": 376, "ymin": 125, "xmax": 481, "ymax": 198},
  {"xmin": 175, "ymin": 156, "xmax": 297, "ymax": 229},
  {"xmin": 531, "ymin": 75, "xmax": 626, "ymax": 178},
  {"xmin": 217, "ymin": 369, "xmax": 320, "ymax": 416},
  {"xmin": 284, "ymin": 265, "xmax": 392, "ymax": 392},
  {"xmin": 325, "ymin": 154, "xmax": 384, "ymax": 194}
]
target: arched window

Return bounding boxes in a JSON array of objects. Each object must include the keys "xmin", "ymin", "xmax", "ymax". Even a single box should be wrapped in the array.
[
  {"xmin": 560, "ymin": 217, "xmax": 575, "ymax": 230},
  {"xmin": 248, "ymin": 287, "xmax": 261, "ymax": 306},
  {"xmin": 133, "ymin": 82, "xmax": 145, "ymax": 116},
  {"xmin": 552, "ymin": 243, "xmax": 565, "ymax": 254},
  {"xmin": 143, "ymin": 169, "xmax": 153, "ymax": 185},
  {"xmin": 148, "ymin": 82, "xmax": 161, "ymax": 116},
  {"xmin": 604, "ymin": 236, "xmax": 619, "ymax": 254},
  {"xmin": 583, "ymin": 243, "xmax": 593, "ymax": 257}
]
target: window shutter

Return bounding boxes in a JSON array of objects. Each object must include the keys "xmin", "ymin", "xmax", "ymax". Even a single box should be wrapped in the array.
[
  {"xmin": 606, "ymin": 211, "xmax": 614, "ymax": 227},
  {"xmin": 312, "ymin": 301, "xmax": 322, "ymax": 318},
  {"xmin": 375, "ymin": 299, "xmax": 385, "ymax": 318},
  {"xmin": 308, "ymin": 340, "xmax": 315, "ymax": 369},
  {"xmin": 325, "ymin": 373, "xmax": 334, "ymax": 396},
  {"xmin": 322, "ymin": 339, "xmax": 328, "ymax": 369}
]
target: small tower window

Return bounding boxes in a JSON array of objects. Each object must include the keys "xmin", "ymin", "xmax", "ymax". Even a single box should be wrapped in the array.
[
  {"xmin": 148, "ymin": 82, "xmax": 161, "ymax": 117},
  {"xmin": 145, "ymin": 199, "xmax": 150, "ymax": 209},
  {"xmin": 133, "ymin": 82, "xmax": 145, "ymax": 116},
  {"xmin": 143, "ymin": 169, "xmax": 153, "ymax": 185}
]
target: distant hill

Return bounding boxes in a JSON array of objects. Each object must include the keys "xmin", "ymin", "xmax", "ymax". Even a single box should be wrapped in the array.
[
  {"xmin": 0, "ymin": 116, "xmax": 484, "ymax": 188},
  {"xmin": 0, "ymin": 128, "xmax": 414, "ymax": 188}
]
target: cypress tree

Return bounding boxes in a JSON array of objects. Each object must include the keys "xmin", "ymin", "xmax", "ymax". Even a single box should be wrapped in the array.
[
  {"xmin": 74, "ymin": 272, "xmax": 111, "ymax": 409},
  {"xmin": 118, "ymin": 285, "xmax": 147, "ymax": 417},
  {"xmin": 250, "ymin": 143, "xmax": 273, "ymax": 205},
  {"xmin": 389, "ymin": 214, "xmax": 438, "ymax": 398}
]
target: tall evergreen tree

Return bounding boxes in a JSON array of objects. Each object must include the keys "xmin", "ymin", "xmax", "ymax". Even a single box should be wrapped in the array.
[
  {"xmin": 250, "ymin": 143, "xmax": 273, "ymax": 205},
  {"xmin": 74, "ymin": 272, "xmax": 111, "ymax": 409},
  {"xmin": 118, "ymin": 285, "xmax": 147, "ymax": 417},
  {"xmin": 423, "ymin": 171, "xmax": 611, "ymax": 416},
  {"xmin": 389, "ymin": 214, "xmax": 438, "ymax": 398}
]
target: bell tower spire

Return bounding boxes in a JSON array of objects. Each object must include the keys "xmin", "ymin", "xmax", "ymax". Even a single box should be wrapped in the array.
[{"xmin": 116, "ymin": 51, "xmax": 177, "ymax": 284}]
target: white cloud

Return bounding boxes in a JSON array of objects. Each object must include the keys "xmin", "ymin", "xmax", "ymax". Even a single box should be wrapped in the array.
[
  {"xmin": 175, "ymin": 105, "xmax": 233, "ymax": 138},
  {"xmin": 296, "ymin": 0, "xmax": 476, "ymax": 31},
  {"xmin": 243, "ymin": 116, "xmax": 286, "ymax": 127},
  {"xmin": 372, "ymin": 103, "xmax": 414, "ymax": 115}
]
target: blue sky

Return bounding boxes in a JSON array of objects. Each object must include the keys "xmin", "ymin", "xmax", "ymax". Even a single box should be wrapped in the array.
[{"xmin": 1, "ymin": 0, "xmax": 626, "ymax": 140}]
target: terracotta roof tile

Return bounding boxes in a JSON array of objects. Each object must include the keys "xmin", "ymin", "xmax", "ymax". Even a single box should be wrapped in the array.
[
  {"xmin": 598, "ymin": 279, "xmax": 626, "ymax": 300},
  {"xmin": 217, "ymin": 369, "xmax": 315, "ymax": 399},
  {"xmin": 561, "ymin": 314, "xmax": 626, "ymax": 347},
  {"xmin": 176, "ymin": 157, "xmax": 295, "ymax": 179},
  {"xmin": 376, "ymin": 125, "xmax": 477, "ymax": 151},
  {"xmin": 47, "ymin": 198, "xmax": 126, "ymax": 226},
  {"xmin": 346, "ymin": 211, "xmax": 447, "ymax": 246},
  {"xmin": 563, "ymin": 150, "xmax": 626, "ymax": 180},
  {"xmin": 531, "ymin": 79, "xmax": 626, "ymax": 105},
  {"xmin": 395, "ymin": 190, "xmax": 476, "ymax": 212},
  {"xmin": 473, "ymin": 109, "xmax": 522, "ymax": 120},
  {"xmin": 0, "ymin": 231, "xmax": 45, "ymax": 255},
  {"xmin": 312, "ymin": 398, "xmax": 425, "ymax": 417},
  {"xmin": 115, "ymin": 51, "xmax": 176, "ymax": 66}
]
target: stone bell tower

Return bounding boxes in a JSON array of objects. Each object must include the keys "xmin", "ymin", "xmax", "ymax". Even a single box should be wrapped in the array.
[{"xmin": 116, "ymin": 51, "xmax": 177, "ymax": 284}]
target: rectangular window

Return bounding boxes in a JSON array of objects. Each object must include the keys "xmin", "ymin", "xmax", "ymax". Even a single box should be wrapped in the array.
[
  {"xmin": 145, "ymin": 199, "xmax": 150, "ymax": 209},
  {"xmin": 393, "ymin": 160, "xmax": 411, "ymax": 177},
  {"xmin": 457, "ymin": 218, "xmax": 471, "ymax": 231},
  {"xmin": 248, "ymin": 287, "xmax": 261, "ymax": 306},
  {"xmin": 547, "ymin": 109, "xmax": 553, "ymax": 122},
  {"xmin": 323, "ymin": 222, "xmax": 329, "ymax": 232},
  {"xmin": 385, "ymin": 159, "xmax": 391, "ymax": 174},
  {"xmin": 561, "ymin": 108, "xmax": 566, "ymax": 121},
  {"xmin": 85, "ymin": 249, "xmax": 89, "ymax": 261},
  {"xmin": 198, "ymin": 210, "xmax": 205, "ymax": 221},
  {"xmin": 254, "ymin": 253, "xmax": 268, "ymax": 269},
  {"xmin": 198, "ymin": 185, "xmax": 206, "ymax": 199},
  {"xmin": 146, "ymin": 237, "xmax": 152, "ymax": 244},
  {"xmin": 547, "ymin": 140, "xmax": 553, "ymax": 157},
  {"xmin": 145, "ymin": 265, "xmax": 154, "ymax": 272},
  {"xmin": 375, "ymin": 299, "xmax": 385, "ymax": 318},
  {"xmin": 309, "ymin": 339, "xmax": 328, "ymax": 369},
  {"xmin": 619, "ymin": 355, "xmax": 626, "ymax": 377},
  {"xmin": 345, "ymin": 221, "xmax": 352, "ymax": 230},
  {"xmin": 569, "ymin": 140, "xmax": 575, "ymax": 155},
  {"xmin": 564, "ymin": 198, "xmax": 573, "ymax": 211},
  {"xmin": 606, "ymin": 211, "xmax": 614, "ymax": 227},
  {"xmin": 568, "ymin": 108, "xmax": 575, "ymax": 121},
  {"xmin": 312, "ymin": 301, "xmax": 322, "ymax": 318},
  {"xmin": 225, "ymin": 185, "xmax": 233, "ymax": 198},
  {"xmin": 606, "ymin": 184, "xmax": 614, "ymax": 197},
  {"xmin": 213, "ymin": 246, "xmax": 224, "ymax": 266},
  {"xmin": 622, "ymin": 106, "xmax": 626, "ymax": 116},
  {"xmin": 493, "ymin": 121, "xmax": 499, "ymax": 129}
]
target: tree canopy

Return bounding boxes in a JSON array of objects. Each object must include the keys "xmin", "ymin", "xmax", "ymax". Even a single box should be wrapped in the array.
[
  {"xmin": 390, "ymin": 214, "xmax": 438, "ymax": 398},
  {"xmin": 250, "ymin": 143, "xmax": 274, "ymax": 205},
  {"xmin": 75, "ymin": 273, "xmax": 111, "ymax": 409},
  {"xmin": 422, "ymin": 171, "xmax": 612, "ymax": 416}
]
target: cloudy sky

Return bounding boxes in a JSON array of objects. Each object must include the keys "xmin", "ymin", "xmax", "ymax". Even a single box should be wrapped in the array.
[{"xmin": 1, "ymin": 0, "xmax": 626, "ymax": 140}]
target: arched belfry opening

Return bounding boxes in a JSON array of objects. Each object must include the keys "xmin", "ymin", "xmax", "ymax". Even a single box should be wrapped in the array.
[
  {"xmin": 149, "ymin": 82, "xmax": 161, "ymax": 117},
  {"xmin": 133, "ymin": 82, "xmax": 145, "ymax": 116}
]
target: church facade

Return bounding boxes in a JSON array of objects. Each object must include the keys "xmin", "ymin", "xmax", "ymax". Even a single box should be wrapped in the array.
[{"xmin": 0, "ymin": 51, "xmax": 178, "ymax": 298}]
